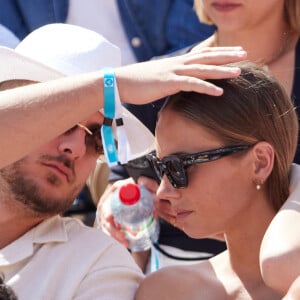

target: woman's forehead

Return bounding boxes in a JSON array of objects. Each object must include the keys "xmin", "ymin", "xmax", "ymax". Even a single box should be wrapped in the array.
[{"xmin": 155, "ymin": 110, "xmax": 222, "ymax": 156}]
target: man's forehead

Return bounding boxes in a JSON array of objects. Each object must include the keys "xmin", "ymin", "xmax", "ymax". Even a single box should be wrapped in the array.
[{"xmin": 79, "ymin": 111, "xmax": 104, "ymax": 127}]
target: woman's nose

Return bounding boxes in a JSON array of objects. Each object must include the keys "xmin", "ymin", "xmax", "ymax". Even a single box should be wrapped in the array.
[{"xmin": 157, "ymin": 174, "xmax": 179, "ymax": 200}]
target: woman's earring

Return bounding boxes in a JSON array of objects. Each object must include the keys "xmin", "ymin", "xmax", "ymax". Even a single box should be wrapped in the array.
[{"xmin": 254, "ymin": 179, "xmax": 263, "ymax": 190}]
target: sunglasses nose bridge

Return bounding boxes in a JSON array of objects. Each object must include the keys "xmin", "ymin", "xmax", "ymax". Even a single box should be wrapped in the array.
[
  {"xmin": 155, "ymin": 161, "xmax": 175, "ymax": 187},
  {"xmin": 157, "ymin": 160, "xmax": 176, "ymax": 189},
  {"xmin": 153, "ymin": 162, "xmax": 166, "ymax": 181}
]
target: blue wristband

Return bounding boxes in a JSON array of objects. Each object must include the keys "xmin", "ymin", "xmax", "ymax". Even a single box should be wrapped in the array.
[{"xmin": 101, "ymin": 68, "xmax": 118, "ymax": 166}]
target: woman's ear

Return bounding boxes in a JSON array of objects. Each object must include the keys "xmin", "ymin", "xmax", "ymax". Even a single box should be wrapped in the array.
[{"xmin": 251, "ymin": 142, "xmax": 274, "ymax": 182}]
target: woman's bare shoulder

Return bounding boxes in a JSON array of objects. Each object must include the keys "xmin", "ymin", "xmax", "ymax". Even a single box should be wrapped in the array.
[{"xmin": 135, "ymin": 261, "xmax": 223, "ymax": 300}]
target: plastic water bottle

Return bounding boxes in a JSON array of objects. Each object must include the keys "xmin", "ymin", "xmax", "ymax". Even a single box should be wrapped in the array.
[{"xmin": 111, "ymin": 182, "xmax": 159, "ymax": 252}]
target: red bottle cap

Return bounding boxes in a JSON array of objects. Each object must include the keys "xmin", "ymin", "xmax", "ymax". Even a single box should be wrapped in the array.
[{"xmin": 119, "ymin": 183, "xmax": 141, "ymax": 205}]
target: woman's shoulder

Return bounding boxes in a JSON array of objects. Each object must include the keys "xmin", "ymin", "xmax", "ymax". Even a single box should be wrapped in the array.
[{"xmin": 135, "ymin": 261, "xmax": 222, "ymax": 300}]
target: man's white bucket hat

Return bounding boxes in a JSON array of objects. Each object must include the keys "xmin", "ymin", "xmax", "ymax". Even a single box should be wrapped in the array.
[{"xmin": 0, "ymin": 23, "xmax": 154, "ymax": 164}]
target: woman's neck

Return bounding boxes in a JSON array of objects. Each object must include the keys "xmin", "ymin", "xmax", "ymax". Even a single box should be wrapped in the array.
[
  {"xmin": 213, "ymin": 23, "xmax": 295, "ymax": 66},
  {"xmin": 207, "ymin": 23, "xmax": 299, "ymax": 95}
]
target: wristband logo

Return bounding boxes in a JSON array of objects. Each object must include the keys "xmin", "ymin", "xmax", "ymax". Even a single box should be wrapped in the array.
[
  {"xmin": 104, "ymin": 78, "xmax": 114, "ymax": 87},
  {"xmin": 107, "ymin": 143, "xmax": 115, "ymax": 153}
]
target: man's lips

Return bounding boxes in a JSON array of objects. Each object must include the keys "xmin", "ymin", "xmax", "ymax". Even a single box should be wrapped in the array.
[{"xmin": 43, "ymin": 162, "xmax": 72, "ymax": 182}]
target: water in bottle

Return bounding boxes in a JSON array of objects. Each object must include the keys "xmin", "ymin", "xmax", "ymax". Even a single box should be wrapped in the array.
[{"xmin": 111, "ymin": 183, "xmax": 159, "ymax": 251}]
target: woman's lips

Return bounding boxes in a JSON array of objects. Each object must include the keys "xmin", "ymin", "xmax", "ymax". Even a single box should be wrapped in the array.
[
  {"xmin": 211, "ymin": 2, "xmax": 241, "ymax": 12},
  {"xmin": 175, "ymin": 209, "xmax": 193, "ymax": 221}
]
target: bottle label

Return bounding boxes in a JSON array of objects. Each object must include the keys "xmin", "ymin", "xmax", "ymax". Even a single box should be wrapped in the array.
[{"xmin": 121, "ymin": 216, "xmax": 155, "ymax": 238}]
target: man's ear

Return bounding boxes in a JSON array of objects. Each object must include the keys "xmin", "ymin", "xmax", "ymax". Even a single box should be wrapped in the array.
[{"xmin": 251, "ymin": 142, "xmax": 274, "ymax": 182}]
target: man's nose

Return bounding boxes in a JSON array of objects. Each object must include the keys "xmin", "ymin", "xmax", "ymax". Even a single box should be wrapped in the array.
[{"xmin": 57, "ymin": 127, "xmax": 87, "ymax": 159}]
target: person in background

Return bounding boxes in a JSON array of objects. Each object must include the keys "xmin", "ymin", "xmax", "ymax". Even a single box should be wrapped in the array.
[
  {"xmin": 0, "ymin": 0, "xmax": 215, "ymax": 64},
  {"xmin": 67, "ymin": 0, "xmax": 215, "ymax": 65},
  {"xmin": 193, "ymin": 0, "xmax": 300, "ymax": 106},
  {"xmin": 135, "ymin": 61, "xmax": 299, "ymax": 299}
]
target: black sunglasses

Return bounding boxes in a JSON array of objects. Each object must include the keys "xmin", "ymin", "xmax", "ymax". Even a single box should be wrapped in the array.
[
  {"xmin": 146, "ymin": 145, "xmax": 252, "ymax": 188},
  {"xmin": 64, "ymin": 124, "xmax": 103, "ymax": 155}
]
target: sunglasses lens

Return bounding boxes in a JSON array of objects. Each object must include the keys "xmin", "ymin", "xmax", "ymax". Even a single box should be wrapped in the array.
[
  {"xmin": 85, "ymin": 127, "xmax": 103, "ymax": 154},
  {"xmin": 147, "ymin": 154, "xmax": 188, "ymax": 188},
  {"xmin": 165, "ymin": 159, "xmax": 187, "ymax": 188}
]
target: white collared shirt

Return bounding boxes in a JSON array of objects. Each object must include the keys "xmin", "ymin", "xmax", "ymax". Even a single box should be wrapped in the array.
[{"xmin": 0, "ymin": 216, "xmax": 143, "ymax": 300}]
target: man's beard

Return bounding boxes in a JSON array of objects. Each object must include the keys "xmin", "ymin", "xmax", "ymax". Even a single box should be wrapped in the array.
[{"xmin": 0, "ymin": 156, "xmax": 83, "ymax": 216}]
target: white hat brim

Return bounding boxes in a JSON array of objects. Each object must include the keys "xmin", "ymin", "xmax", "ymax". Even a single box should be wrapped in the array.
[{"xmin": 0, "ymin": 46, "xmax": 64, "ymax": 83}]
